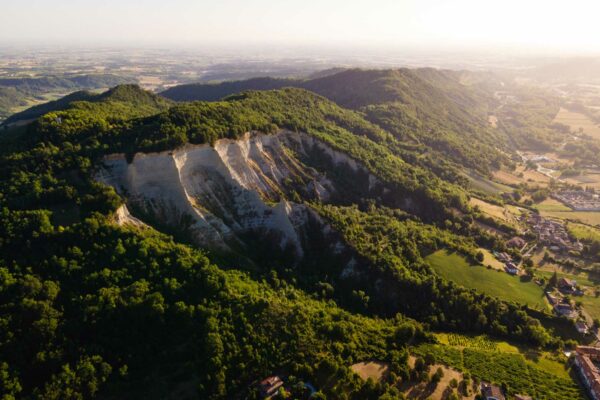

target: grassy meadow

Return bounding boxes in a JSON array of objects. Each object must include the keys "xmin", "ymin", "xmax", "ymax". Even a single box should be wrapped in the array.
[
  {"xmin": 425, "ymin": 250, "xmax": 547, "ymax": 310},
  {"xmin": 464, "ymin": 171, "xmax": 512, "ymax": 195},
  {"xmin": 567, "ymin": 222, "xmax": 600, "ymax": 243},
  {"xmin": 535, "ymin": 199, "xmax": 600, "ymax": 226}
]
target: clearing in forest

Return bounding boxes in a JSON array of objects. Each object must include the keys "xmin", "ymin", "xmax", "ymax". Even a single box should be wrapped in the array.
[
  {"xmin": 425, "ymin": 250, "xmax": 547, "ymax": 310},
  {"xmin": 351, "ymin": 361, "xmax": 389, "ymax": 382}
]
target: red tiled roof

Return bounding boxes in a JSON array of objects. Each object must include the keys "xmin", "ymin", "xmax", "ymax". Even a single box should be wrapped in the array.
[
  {"xmin": 259, "ymin": 376, "xmax": 283, "ymax": 396},
  {"xmin": 575, "ymin": 347, "xmax": 600, "ymax": 399}
]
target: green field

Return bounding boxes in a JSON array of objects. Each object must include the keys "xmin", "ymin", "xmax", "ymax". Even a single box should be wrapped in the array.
[
  {"xmin": 534, "ymin": 198, "xmax": 572, "ymax": 212},
  {"xmin": 434, "ymin": 332, "xmax": 570, "ymax": 379},
  {"xmin": 540, "ymin": 211, "xmax": 600, "ymax": 226},
  {"xmin": 436, "ymin": 333, "xmax": 517, "ymax": 353},
  {"xmin": 413, "ymin": 337, "xmax": 581, "ymax": 399},
  {"xmin": 580, "ymin": 296, "xmax": 600, "ymax": 321},
  {"xmin": 425, "ymin": 250, "xmax": 547, "ymax": 309},
  {"xmin": 536, "ymin": 268, "xmax": 598, "ymax": 288},
  {"xmin": 534, "ymin": 200, "xmax": 600, "ymax": 226},
  {"xmin": 568, "ymin": 222, "xmax": 600, "ymax": 243},
  {"xmin": 464, "ymin": 171, "xmax": 513, "ymax": 195}
]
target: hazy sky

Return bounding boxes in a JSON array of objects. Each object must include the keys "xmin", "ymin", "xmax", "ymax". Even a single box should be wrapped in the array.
[{"xmin": 2, "ymin": 0, "xmax": 600, "ymax": 53}]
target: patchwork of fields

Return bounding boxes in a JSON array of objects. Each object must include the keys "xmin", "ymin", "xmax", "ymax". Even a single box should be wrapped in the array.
[
  {"xmin": 553, "ymin": 107, "xmax": 600, "ymax": 140},
  {"xmin": 536, "ymin": 198, "xmax": 600, "ymax": 226}
]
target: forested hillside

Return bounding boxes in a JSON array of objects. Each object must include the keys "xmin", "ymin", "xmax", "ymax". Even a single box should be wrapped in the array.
[
  {"xmin": 161, "ymin": 69, "xmax": 509, "ymax": 176},
  {"xmin": 0, "ymin": 84, "xmax": 582, "ymax": 399},
  {"xmin": 0, "ymin": 74, "xmax": 136, "ymax": 122}
]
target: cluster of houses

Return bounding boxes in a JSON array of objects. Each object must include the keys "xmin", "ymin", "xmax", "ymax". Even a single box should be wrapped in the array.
[
  {"xmin": 546, "ymin": 290, "xmax": 578, "ymax": 319},
  {"xmin": 546, "ymin": 278, "xmax": 590, "ymax": 333},
  {"xmin": 554, "ymin": 190, "xmax": 600, "ymax": 211},
  {"xmin": 528, "ymin": 214, "xmax": 583, "ymax": 253},
  {"xmin": 574, "ymin": 346, "xmax": 600, "ymax": 400},
  {"xmin": 494, "ymin": 250, "xmax": 521, "ymax": 275},
  {"xmin": 478, "ymin": 345, "xmax": 600, "ymax": 400}
]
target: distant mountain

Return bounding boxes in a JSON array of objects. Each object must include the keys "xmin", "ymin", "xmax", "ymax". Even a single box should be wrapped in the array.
[
  {"xmin": 0, "ymin": 74, "xmax": 134, "ymax": 92},
  {"xmin": 305, "ymin": 67, "xmax": 349, "ymax": 79},
  {"xmin": 1, "ymin": 90, "xmax": 97, "ymax": 125},
  {"xmin": 161, "ymin": 76, "xmax": 298, "ymax": 102},
  {"xmin": 0, "ymin": 73, "xmax": 136, "ymax": 122},
  {"xmin": 2, "ymin": 84, "xmax": 171, "ymax": 126}
]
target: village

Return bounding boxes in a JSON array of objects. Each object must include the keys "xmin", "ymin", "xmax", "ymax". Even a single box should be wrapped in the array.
[
  {"xmin": 554, "ymin": 190, "xmax": 600, "ymax": 211},
  {"xmin": 251, "ymin": 205, "xmax": 599, "ymax": 398},
  {"xmin": 485, "ymin": 208, "xmax": 593, "ymax": 334}
]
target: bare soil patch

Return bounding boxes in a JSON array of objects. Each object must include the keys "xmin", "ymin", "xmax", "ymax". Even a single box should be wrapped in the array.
[
  {"xmin": 351, "ymin": 361, "xmax": 389, "ymax": 382},
  {"xmin": 403, "ymin": 357, "xmax": 476, "ymax": 400}
]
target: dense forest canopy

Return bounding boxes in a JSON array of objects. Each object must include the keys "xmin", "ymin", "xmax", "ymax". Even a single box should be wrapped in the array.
[
  {"xmin": 0, "ymin": 79, "xmax": 581, "ymax": 399},
  {"xmin": 162, "ymin": 69, "xmax": 510, "ymax": 175}
]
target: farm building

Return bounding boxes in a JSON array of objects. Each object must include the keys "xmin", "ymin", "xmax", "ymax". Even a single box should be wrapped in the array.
[
  {"xmin": 481, "ymin": 382, "xmax": 505, "ymax": 400},
  {"xmin": 504, "ymin": 262, "xmax": 519, "ymax": 275},
  {"xmin": 574, "ymin": 346, "xmax": 600, "ymax": 400},
  {"xmin": 495, "ymin": 251, "xmax": 512, "ymax": 262},
  {"xmin": 545, "ymin": 291, "xmax": 559, "ymax": 305},
  {"xmin": 259, "ymin": 376, "xmax": 284, "ymax": 398},
  {"xmin": 554, "ymin": 303, "xmax": 577, "ymax": 319},
  {"xmin": 577, "ymin": 321, "xmax": 590, "ymax": 334},
  {"xmin": 558, "ymin": 278, "xmax": 577, "ymax": 294}
]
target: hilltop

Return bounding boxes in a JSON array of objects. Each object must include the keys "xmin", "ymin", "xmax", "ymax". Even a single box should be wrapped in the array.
[
  {"xmin": 0, "ymin": 80, "xmax": 584, "ymax": 399},
  {"xmin": 0, "ymin": 74, "xmax": 137, "ymax": 122},
  {"xmin": 2, "ymin": 84, "xmax": 172, "ymax": 126},
  {"xmin": 162, "ymin": 69, "xmax": 508, "ymax": 175}
]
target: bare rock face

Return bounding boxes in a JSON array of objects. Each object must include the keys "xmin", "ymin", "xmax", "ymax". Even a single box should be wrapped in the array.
[
  {"xmin": 96, "ymin": 130, "xmax": 381, "ymax": 263},
  {"xmin": 114, "ymin": 204, "xmax": 147, "ymax": 228}
]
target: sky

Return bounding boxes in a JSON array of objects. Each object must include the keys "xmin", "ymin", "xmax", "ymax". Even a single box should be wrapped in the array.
[{"xmin": 1, "ymin": 0, "xmax": 600, "ymax": 54}]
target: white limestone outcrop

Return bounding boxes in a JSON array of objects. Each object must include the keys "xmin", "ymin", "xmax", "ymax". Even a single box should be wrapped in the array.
[{"xmin": 97, "ymin": 130, "xmax": 379, "ymax": 259}]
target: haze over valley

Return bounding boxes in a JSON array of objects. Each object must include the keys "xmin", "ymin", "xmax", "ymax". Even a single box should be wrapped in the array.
[{"xmin": 3, "ymin": 1, "xmax": 600, "ymax": 400}]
